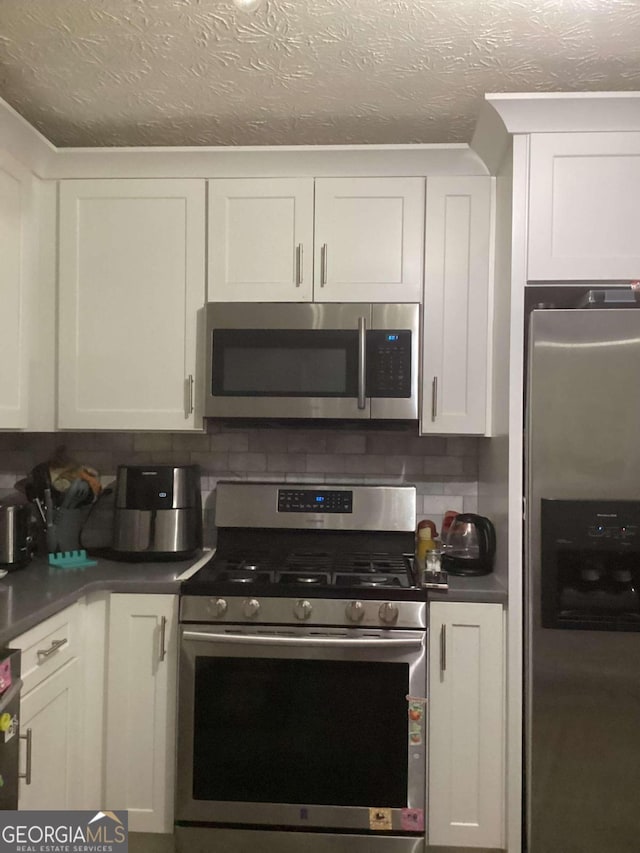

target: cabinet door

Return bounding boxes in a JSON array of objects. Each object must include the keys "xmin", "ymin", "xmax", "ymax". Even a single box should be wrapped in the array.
[
  {"xmin": 58, "ymin": 179, "xmax": 205, "ymax": 430},
  {"xmin": 428, "ymin": 601, "xmax": 505, "ymax": 849},
  {"xmin": 105, "ymin": 594, "xmax": 178, "ymax": 833},
  {"xmin": 0, "ymin": 153, "xmax": 31, "ymax": 429},
  {"xmin": 314, "ymin": 177, "xmax": 424, "ymax": 302},
  {"xmin": 528, "ymin": 132, "xmax": 640, "ymax": 281},
  {"xmin": 208, "ymin": 178, "xmax": 314, "ymax": 302},
  {"xmin": 19, "ymin": 657, "xmax": 82, "ymax": 810},
  {"xmin": 421, "ymin": 176, "xmax": 492, "ymax": 435}
]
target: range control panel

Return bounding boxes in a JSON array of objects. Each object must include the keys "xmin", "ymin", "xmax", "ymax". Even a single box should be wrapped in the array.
[{"xmin": 277, "ymin": 489, "xmax": 353, "ymax": 514}]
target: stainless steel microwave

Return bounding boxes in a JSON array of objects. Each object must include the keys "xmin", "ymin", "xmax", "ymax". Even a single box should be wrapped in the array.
[{"xmin": 204, "ymin": 302, "xmax": 419, "ymax": 420}]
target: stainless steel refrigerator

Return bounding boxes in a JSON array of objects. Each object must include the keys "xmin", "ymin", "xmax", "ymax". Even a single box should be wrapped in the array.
[{"xmin": 526, "ymin": 308, "xmax": 640, "ymax": 853}]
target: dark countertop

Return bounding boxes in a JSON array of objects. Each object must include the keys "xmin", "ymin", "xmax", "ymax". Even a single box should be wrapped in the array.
[
  {"xmin": 0, "ymin": 552, "xmax": 210, "ymax": 646},
  {"xmin": 428, "ymin": 571, "xmax": 507, "ymax": 604},
  {"xmin": 0, "ymin": 551, "xmax": 506, "ymax": 646}
]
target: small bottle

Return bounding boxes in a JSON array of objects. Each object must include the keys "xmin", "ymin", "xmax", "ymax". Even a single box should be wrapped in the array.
[
  {"xmin": 416, "ymin": 526, "xmax": 436, "ymax": 573},
  {"xmin": 426, "ymin": 547, "xmax": 442, "ymax": 574}
]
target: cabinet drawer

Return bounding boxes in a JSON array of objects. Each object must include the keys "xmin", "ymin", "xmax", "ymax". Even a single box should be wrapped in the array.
[{"xmin": 13, "ymin": 604, "xmax": 80, "ymax": 695}]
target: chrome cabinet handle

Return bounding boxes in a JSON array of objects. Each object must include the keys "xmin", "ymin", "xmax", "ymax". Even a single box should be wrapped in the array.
[
  {"xmin": 357, "ymin": 316, "xmax": 367, "ymax": 410},
  {"xmin": 295, "ymin": 243, "xmax": 303, "ymax": 287},
  {"xmin": 320, "ymin": 243, "xmax": 327, "ymax": 286},
  {"xmin": 440, "ymin": 623, "xmax": 447, "ymax": 673},
  {"xmin": 159, "ymin": 616, "xmax": 167, "ymax": 663},
  {"xmin": 183, "ymin": 630, "xmax": 424, "ymax": 651},
  {"xmin": 431, "ymin": 376, "xmax": 438, "ymax": 421},
  {"xmin": 186, "ymin": 374, "xmax": 194, "ymax": 416},
  {"xmin": 19, "ymin": 728, "xmax": 32, "ymax": 785},
  {"xmin": 37, "ymin": 638, "xmax": 66, "ymax": 662}
]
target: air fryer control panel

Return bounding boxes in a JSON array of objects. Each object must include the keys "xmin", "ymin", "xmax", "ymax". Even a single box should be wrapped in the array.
[
  {"xmin": 366, "ymin": 330, "xmax": 412, "ymax": 398},
  {"xmin": 125, "ymin": 468, "xmax": 175, "ymax": 510}
]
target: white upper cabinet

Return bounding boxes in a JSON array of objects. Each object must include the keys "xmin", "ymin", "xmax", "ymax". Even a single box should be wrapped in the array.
[
  {"xmin": 208, "ymin": 176, "xmax": 424, "ymax": 303},
  {"xmin": 528, "ymin": 132, "xmax": 640, "ymax": 281},
  {"xmin": 0, "ymin": 153, "xmax": 31, "ymax": 429},
  {"xmin": 58, "ymin": 179, "xmax": 205, "ymax": 431},
  {"xmin": 421, "ymin": 176, "xmax": 493, "ymax": 435},
  {"xmin": 314, "ymin": 177, "xmax": 424, "ymax": 302},
  {"xmin": 209, "ymin": 178, "xmax": 314, "ymax": 301}
]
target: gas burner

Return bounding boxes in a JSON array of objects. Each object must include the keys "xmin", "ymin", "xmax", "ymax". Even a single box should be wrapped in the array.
[
  {"xmin": 335, "ymin": 573, "xmax": 405, "ymax": 589},
  {"xmin": 218, "ymin": 550, "xmax": 273, "ymax": 573},
  {"xmin": 278, "ymin": 572, "xmax": 331, "ymax": 586},
  {"xmin": 217, "ymin": 570, "xmax": 272, "ymax": 585},
  {"xmin": 336, "ymin": 553, "xmax": 409, "ymax": 574},
  {"xmin": 283, "ymin": 551, "xmax": 334, "ymax": 571}
]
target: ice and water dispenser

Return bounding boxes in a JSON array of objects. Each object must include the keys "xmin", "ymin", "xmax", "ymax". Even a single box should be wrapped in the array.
[{"xmin": 541, "ymin": 499, "xmax": 640, "ymax": 630}]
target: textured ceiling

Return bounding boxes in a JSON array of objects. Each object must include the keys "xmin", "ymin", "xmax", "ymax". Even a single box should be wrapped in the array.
[{"xmin": 0, "ymin": 0, "xmax": 639, "ymax": 148}]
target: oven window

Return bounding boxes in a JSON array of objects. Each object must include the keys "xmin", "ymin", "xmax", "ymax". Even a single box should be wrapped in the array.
[
  {"xmin": 211, "ymin": 329, "xmax": 358, "ymax": 397},
  {"xmin": 192, "ymin": 657, "xmax": 409, "ymax": 807}
]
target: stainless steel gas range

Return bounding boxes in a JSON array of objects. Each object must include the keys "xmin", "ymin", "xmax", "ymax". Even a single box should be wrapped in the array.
[{"xmin": 176, "ymin": 482, "xmax": 429, "ymax": 853}]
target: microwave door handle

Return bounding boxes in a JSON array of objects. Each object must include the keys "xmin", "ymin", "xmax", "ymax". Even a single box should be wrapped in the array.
[{"xmin": 358, "ymin": 316, "xmax": 367, "ymax": 410}]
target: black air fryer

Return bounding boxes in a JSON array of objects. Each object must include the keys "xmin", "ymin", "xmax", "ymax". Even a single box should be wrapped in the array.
[{"xmin": 112, "ymin": 465, "xmax": 202, "ymax": 561}]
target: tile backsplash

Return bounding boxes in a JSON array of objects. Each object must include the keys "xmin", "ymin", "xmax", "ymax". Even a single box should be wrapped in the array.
[{"xmin": 0, "ymin": 423, "xmax": 478, "ymax": 536}]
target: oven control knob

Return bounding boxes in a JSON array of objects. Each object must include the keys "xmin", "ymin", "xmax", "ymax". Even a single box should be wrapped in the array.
[
  {"xmin": 346, "ymin": 600, "xmax": 365, "ymax": 623},
  {"xmin": 209, "ymin": 597, "xmax": 228, "ymax": 618},
  {"xmin": 294, "ymin": 599, "xmax": 313, "ymax": 621},
  {"xmin": 243, "ymin": 598, "xmax": 261, "ymax": 618},
  {"xmin": 379, "ymin": 602, "xmax": 399, "ymax": 624}
]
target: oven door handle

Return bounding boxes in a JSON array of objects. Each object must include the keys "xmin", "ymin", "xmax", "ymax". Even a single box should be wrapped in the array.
[{"xmin": 183, "ymin": 630, "xmax": 424, "ymax": 651}]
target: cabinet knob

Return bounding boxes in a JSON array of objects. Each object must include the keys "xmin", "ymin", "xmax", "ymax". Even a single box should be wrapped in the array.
[
  {"xmin": 185, "ymin": 374, "xmax": 194, "ymax": 417},
  {"xmin": 19, "ymin": 728, "xmax": 33, "ymax": 786},
  {"xmin": 320, "ymin": 244, "xmax": 328, "ymax": 286},
  {"xmin": 295, "ymin": 244, "xmax": 303, "ymax": 287},
  {"xmin": 431, "ymin": 376, "xmax": 438, "ymax": 421}
]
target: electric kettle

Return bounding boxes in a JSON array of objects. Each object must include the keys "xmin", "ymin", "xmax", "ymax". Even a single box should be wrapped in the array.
[{"xmin": 441, "ymin": 513, "xmax": 496, "ymax": 576}]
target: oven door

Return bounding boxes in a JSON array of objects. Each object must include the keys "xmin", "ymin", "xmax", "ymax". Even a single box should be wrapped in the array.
[
  {"xmin": 176, "ymin": 625, "xmax": 427, "ymax": 833},
  {"xmin": 205, "ymin": 302, "xmax": 370, "ymax": 419}
]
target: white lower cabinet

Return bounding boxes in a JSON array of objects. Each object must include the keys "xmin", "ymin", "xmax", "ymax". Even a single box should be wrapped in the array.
[
  {"xmin": 104, "ymin": 594, "xmax": 178, "ymax": 833},
  {"xmin": 18, "ymin": 657, "xmax": 83, "ymax": 810},
  {"xmin": 428, "ymin": 601, "xmax": 505, "ymax": 849},
  {"xmin": 14, "ymin": 602, "xmax": 85, "ymax": 810}
]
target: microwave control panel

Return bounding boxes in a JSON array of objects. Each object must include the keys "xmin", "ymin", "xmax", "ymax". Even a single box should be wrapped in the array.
[
  {"xmin": 278, "ymin": 489, "xmax": 353, "ymax": 514},
  {"xmin": 366, "ymin": 330, "xmax": 412, "ymax": 398}
]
